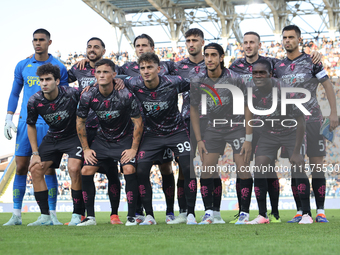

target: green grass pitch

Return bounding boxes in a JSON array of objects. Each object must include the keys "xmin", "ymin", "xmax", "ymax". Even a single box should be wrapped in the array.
[{"xmin": 0, "ymin": 210, "xmax": 339, "ymax": 255}]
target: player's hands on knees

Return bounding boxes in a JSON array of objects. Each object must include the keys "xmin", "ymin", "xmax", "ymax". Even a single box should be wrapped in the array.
[
  {"xmin": 121, "ymin": 149, "xmax": 137, "ymax": 164},
  {"xmin": 29, "ymin": 155, "xmax": 43, "ymax": 171},
  {"xmin": 76, "ymin": 59, "xmax": 90, "ymax": 70},
  {"xmin": 114, "ymin": 79, "xmax": 125, "ymax": 90},
  {"xmin": 84, "ymin": 149, "xmax": 97, "ymax": 165},
  {"xmin": 289, "ymin": 153, "xmax": 304, "ymax": 172},
  {"xmin": 240, "ymin": 141, "xmax": 252, "ymax": 164},
  {"xmin": 310, "ymin": 51, "xmax": 322, "ymax": 64},
  {"xmin": 4, "ymin": 115, "xmax": 17, "ymax": 140},
  {"xmin": 197, "ymin": 140, "xmax": 208, "ymax": 162},
  {"xmin": 329, "ymin": 113, "xmax": 339, "ymax": 131}
]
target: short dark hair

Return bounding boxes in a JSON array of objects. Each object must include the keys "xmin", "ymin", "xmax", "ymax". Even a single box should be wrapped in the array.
[
  {"xmin": 253, "ymin": 59, "xmax": 272, "ymax": 73},
  {"xmin": 36, "ymin": 63, "xmax": 61, "ymax": 81},
  {"xmin": 184, "ymin": 28, "xmax": 204, "ymax": 39},
  {"xmin": 204, "ymin": 43, "xmax": 225, "ymax": 68},
  {"xmin": 95, "ymin": 59, "xmax": 115, "ymax": 72},
  {"xmin": 134, "ymin": 34, "xmax": 155, "ymax": 48},
  {"xmin": 137, "ymin": 52, "xmax": 160, "ymax": 66},
  {"xmin": 244, "ymin": 31, "xmax": 260, "ymax": 42},
  {"xmin": 33, "ymin": 29, "xmax": 51, "ymax": 40},
  {"xmin": 87, "ymin": 37, "xmax": 105, "ymax": 48},
  {"xmin": 282, "ymin": 25, "xmax": 301, "ymax": 38}
]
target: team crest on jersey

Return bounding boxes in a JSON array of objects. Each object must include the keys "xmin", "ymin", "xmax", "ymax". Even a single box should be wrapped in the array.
[
  {"xmin": 104, "ymin": 100, "xmax": 110, "ymax": 108},
  {"xmin": 290, "ymin": 63, "xmax": 296, "ymax": 71},
  {"xmin": 194, "ymin": 66, "xmax": 200, "ymax": 74},
  {"xmin": 150, "ymin": 92, "xmax": 157, "ymax": 99},
  {"xmin": 91, "ymin": 69, "xmax": 95, "ymax": 75},
  {"xmin": 50, "ymin": 103, "xmax": 57, "ymax": 111},
  {"xmin": 249, "ymin": 66, "xmax": 252, "ymax": 72}
]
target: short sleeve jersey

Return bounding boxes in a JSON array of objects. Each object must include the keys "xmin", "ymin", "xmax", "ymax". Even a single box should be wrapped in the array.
[
  {"xmin": 250, "ymin": 78, "xmax": 304, "ymax": 135},
  {"xmin": 229, "ymin": 55, "xmax": 279, "ymax": 87},
  {"xmin": 273, "ymin": 53, "xmax": 328, "ymax": 123},
  {"xmin": 174, "ymin": 58, "xmax": 205, "ymax": 121},
  {"xmin": 124, "ymin": 75, "xmax": 189, "ymax": 136},
  {"xmin": 77, "ymin": 87, "xmax": 140, "ymax": 142},
  {"xmin": 67, "ymin": 62, "xmax": 98, "ymax": 129},
  {"xmin": 190, "ymin": 67, "xmax": 247, "ymax": 132},
  {"xmin": 27, "ymin": 86, "xmax": 79, "ymax": 139},
  {"xmin": 8, "ymin": 54, "xmax": 68, "ymax": 123}
]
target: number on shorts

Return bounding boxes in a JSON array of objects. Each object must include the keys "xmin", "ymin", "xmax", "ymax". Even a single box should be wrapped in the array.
[
  {"xmin": 177, "ymin": 141, "xmax": 191, "ymax": 153},
  {"xmin": 76, "ymin": 146, "xmax": 83, "ymax": 157},
  {"xmin": 233, "ymin": 139, "xmax": 240, "ymax": 150},
  {"xmin": 319, "ymin": 140, "xmax": 325, "ymax": 152},
  {"xmin": 163, "ymin": 148, "xmax": 173, "ymax": 159}
]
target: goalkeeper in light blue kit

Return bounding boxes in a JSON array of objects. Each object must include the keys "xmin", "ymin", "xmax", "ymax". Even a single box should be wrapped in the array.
[{"xmin": 3, "ymin": 28, "xmax": 68, "ymax": 226}]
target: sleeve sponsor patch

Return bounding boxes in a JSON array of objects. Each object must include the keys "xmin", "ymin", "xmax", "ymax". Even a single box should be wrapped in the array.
[{"xmin": 315, "ymin": 69, "xmax": 327, "ymax": 80}]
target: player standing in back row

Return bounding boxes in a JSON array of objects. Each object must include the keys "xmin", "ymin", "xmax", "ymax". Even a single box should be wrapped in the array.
[{"xmin": 3, "ymin": 29, "xmax": 68, "ymax": 226}]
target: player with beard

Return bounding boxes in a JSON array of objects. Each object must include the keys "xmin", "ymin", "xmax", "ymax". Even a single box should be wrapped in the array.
[
  {"xmin": 167, "ymin": 28, "xmax": 206, "ymax": 224},
  {"xmin": 190, "ymin": 43, "xmax": 253, "ymax": 224},
  {"xmin": 229, "ymin": 31, "xmax": 322, "ymax": 224},
  {"xmin": 67, "ymin": 37, "xmax": 123, "ymax": 225},
  {"xmin": 3, "ymin": 29, "xmax": 67, "ymax": 226},
  {"xmin": 274, "ymin": 25, "xmax": 338, "ymax": 223},
  {"xmin": 77, "ymin": 34, "xmax": 176, "ymax": 223},
  {"xmin": 26, "ymin": 63, "xmax": 83, "ymax": 226},
  {"xmin": 247, "ymin": 59, "xmax": 308, "ymax": 224},
  {"xmin": 76, "ymin": 59, "xmax": 143, "ymax": 226},
  {"xmin": 124, "ymin": 52, "xmax": 197, "ymax": 225}
]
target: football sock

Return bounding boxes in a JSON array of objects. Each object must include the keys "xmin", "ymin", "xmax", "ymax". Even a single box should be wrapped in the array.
[
  {"xmin": 312, "ymin": 176, "xmax": 326, "ymax": 210},
  {"xmin": 161, "ymin": 173, "xmax": 175, "ymax": 214},
  {"xmin": 177, "ymin": 179, "xmax": 187, "ymax": 213},
  {"xmin": 71, "ymin": 189, "xmax": 83, "ymax": 215},
  {"xmin": 267, "ymin": 177, "xmax": 280, "ymax": 216},
  {"xmin": 45, "ymin": 174, "xmax": 58, "ymax": 211},
  {"xmin": 81, "ymin": 175, "xmax": 95, "ymax": 217},
  {"xmin": 13, "ymin": 174, "xmax": 26, "ymax": 211},
  {"xmin": 291, "ymin": 177, "xmax": 302, "ymax": 212},
  {"xmin": 137, "ymin": 162, "xmax": 154, "ymax": 217},
  {"xmin": 124, "ymin": 173, "xmax": 138, "ymax": 218},
  {"xmin": 239, "ymin": 178, "xmax": 253, "ymax": 214},
  {"xmin": 212, "ymin": 178, "xmax": 222, "ymax": 211},
  {"xmin": 254, "ymin": 178, "xmax": 268, "ymax": 218},
  {"xmin": 200, "ymin": 178, "xmax": 214, "ymax": 211},
  {"xmin": 34, "ymin": 190, "xmax": 49, "ymax": 215}
]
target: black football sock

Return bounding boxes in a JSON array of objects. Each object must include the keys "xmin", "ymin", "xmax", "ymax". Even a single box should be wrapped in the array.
[
  {"xmin": 71, "ymin": 189, "xmax": 83, "ymax": 215},
  {"xmin": 105, "ymin": 163, "xmax": 120, "ymax": 215},
  {"xmin": 162, "ymin": 173, "xmax": 175, "ymax": 214},
  {"xmin": 200, "ymin": 178, "xmax": 214, "ymax": 211},
  {"xmin": 267, "ymin": 177, "xmax": 280, "ymax": 216},
  {"xmin": 179, "ymin": 155, "xmax": 196, "ymax": 216},
  {"xmin": 239, "ymin": 178, "xmax": 253, "ymax": 214},
  {"xmin": 35, "ymin": 190, "xmax": 49, "ymax": 215},
  {"xmin": 312, "ymin": 175, "xmax": 326, "ymax": 210},
  {"xmin": 254, "ymin": 178, "xmax": 268, "ymax": 218},
  {"xmin": 291, "ymin": 177, "xmax": 302, "ymax": 212},
  {"xmin": 124, "ymin": 173, "xmax": 138, "ymax": 218},
  {"xmin": 136, "ymin": 162, "xmax": 153, "ymax": 217},
  {"xmin": 82, "ymin": 175, "xmax": 95, "ymax": 217},
  {"xmin": 212, "ymin": 178, "xmax": 222, "ymax": 211},
  {"xmin": 236, "ymin": 177, "xmax": 241, "ymax": 214},
  {"xmin": 294, "ymin": 175, "xmax": 311, "ymax": 216},
  {"xmin": 177, "ymin": 179, "xmax": 187, "ymax": 213}
]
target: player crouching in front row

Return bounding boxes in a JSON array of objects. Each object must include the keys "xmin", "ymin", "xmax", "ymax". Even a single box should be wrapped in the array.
[{"xmin": 27, "ymin": 63, "xmax": 84, "ymax": 226}]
